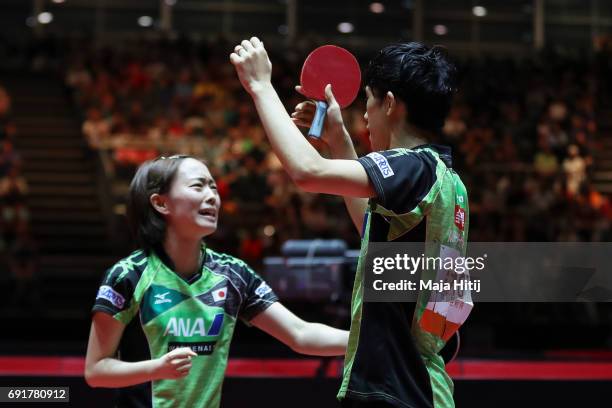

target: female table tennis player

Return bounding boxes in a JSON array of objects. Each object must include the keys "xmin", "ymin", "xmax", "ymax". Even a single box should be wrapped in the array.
[
  {"xmin": 84, "ymin": 155, "xmax": 348, "ymax": 407},
  {"xmin": 231, "ymin": 38, "xmax": 468, "ymax": 408}
]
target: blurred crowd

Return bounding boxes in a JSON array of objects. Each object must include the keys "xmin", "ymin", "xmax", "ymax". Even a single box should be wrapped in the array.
[
  {"xmin": 64, "ymin": 37, "xmax": 366, "ymax": 265},
  {"xmin": 61, "ymin": 37, "xmax": 611, "ymax": 262},
  {"xmin": 0, "ymin": 84, "xmax": 38, "ymax": 309},
  {"xmin": 444, "ymin": 55, "xmax": 610, "ymax": 242}
]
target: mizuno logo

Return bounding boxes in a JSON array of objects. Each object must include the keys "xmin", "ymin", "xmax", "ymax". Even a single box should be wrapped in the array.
[{"xmin": 154, "ymin": 292, "xmax": 172, "ymax": 305}]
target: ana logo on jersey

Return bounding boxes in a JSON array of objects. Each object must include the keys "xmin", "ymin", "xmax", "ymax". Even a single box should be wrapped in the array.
[
  {"xmin": 164, "ymin": 314, "xmax": 224, "ymax": 337},
  {"xmin": 96, "ymin": 285, "xmax": 125, "ymax": 309},
  {"xmin": 154, "ymin": 292, "xmax": 172, "ymax": 305},
  {"xmin": 367, "ymin": 152, "xmax": 395, "ymax": 179},
  {"xmin": 255, "ymin": 282, "xmax": 272, "ymax": 297}
]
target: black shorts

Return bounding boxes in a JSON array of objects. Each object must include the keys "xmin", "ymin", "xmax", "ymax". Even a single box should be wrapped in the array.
[{"xmin": 341, "ymin": 399, "xmax": 397, "ymax": 408}]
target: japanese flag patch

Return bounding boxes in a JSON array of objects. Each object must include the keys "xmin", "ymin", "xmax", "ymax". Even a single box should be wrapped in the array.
[{"xmin": 212, "ymin": 287, "xmax": 227, "ymax": 302}]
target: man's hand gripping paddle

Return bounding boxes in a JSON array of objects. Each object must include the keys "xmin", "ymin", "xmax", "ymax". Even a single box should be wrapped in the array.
[{"xmin": 299, "ymin": 45, "xmax": 361, "ymax": 138}]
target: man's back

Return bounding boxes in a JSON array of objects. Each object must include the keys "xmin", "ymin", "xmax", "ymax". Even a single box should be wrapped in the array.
[{"xmin": 339, "ymin": 144, "xmax": 469, "ymax": 408}]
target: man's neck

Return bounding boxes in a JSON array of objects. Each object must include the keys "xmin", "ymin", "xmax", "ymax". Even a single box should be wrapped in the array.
[{"xmin": 389, "ymin": 123, "xmax": 431, "ymax": 149}]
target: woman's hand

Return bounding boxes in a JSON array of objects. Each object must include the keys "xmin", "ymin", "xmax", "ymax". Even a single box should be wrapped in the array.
[
  {"xmin": 230, "ymin": 37, "xmax": 273, "ymax": 96},
  {"xmin": 151, "ymin": 347, "xmax": 197, "ymax": 380}
]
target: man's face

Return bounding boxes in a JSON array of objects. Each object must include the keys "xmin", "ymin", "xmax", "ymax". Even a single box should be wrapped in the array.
[{"xmin": 364, "ymin": 86, "xmax": 391, "ymax": 151}]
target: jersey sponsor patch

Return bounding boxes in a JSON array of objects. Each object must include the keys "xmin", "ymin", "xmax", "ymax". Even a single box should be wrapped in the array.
[
  {"xmin": 164, "ymin": 314, "xmax": 224, "ymax": 337},
  {"xmin": 367, "ymin": 152, "xmax": 395, "ymax": 179},
  {"xmin": 96, "ymin": 285, "xmax": 125, "ymax": 309},
  {"xmin": 454, "ymin": 205, "xmax": 465, "ymax": 230},
  {"xmin": 255, "ymin": 282, "xmax": 272, "ymax": 297},
  {"xmin": 211, "ymin": 287, "xmax": 227, "ymax": 302},
  {"xmin": 168, "ymin": 341, "xmax": 216, "ymax": 355}
]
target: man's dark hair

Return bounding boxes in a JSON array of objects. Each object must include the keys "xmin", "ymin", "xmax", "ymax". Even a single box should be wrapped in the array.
[
  {"xmin": 127, "ymin": 155, "xmax": 195, "ymax": 252},
  {"xmin": 364, "ymin": 42, "xmax": 457, "ymax": 133}
]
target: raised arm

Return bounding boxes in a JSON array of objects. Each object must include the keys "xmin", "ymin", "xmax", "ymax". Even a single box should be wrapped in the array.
[
  {"xmin": 251, "ymin": 302, "xmax": 348, "ymax": 356},
  {"xmin": 85, "ymin": 312, "xmax": 196, "ymax": 388},
  {"xmin": 230, "ymin": 37, "xmax": 375, "ymax": 199},
  {"xmin": 291, "ymin": 87, "xmax": 369, "ymax": 233}
]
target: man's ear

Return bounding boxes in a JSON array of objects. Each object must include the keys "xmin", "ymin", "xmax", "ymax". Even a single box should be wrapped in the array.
[
  {"xmin": 150, "ymin": 193, "xmax": 170, "ymax": 215},
  {"xmin": 384, "ymin": 91, "xmax": 396, "ymax": 116},
  {"xmin": 385, "ymin": 91, "xmax": 406, "ymax": 119}
]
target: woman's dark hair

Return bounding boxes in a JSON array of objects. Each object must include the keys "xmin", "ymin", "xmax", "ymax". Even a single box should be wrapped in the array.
[
  {"xmin": 364, "ymin": 42, "xmax": 457, "ymax": 133},
  {"xmin": 127, "ymin": 155, "xmax": 194, "ymax": 252}
]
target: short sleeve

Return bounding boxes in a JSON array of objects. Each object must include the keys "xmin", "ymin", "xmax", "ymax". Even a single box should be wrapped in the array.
[
  {"xmin": 236, "ymin": 262, "xmax": 279, "ymax": 324},
  {"xmin": 357, "ymin": 149, "xmax": 438, "ymax": 214},
  {"xmin": 92, "ymin": 263, "xmax": 140, "ymax": 325}
]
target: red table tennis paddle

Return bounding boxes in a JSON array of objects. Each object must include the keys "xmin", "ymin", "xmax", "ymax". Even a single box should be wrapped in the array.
[{"xmin": 299, "ymin": 45, "xmax": 361, "ymax": 138}]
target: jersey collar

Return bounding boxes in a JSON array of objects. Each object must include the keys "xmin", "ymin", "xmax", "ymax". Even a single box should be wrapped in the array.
[
  {"xmin": 412, "ymin": 143, "xmax": 453, "ymax": 168},
  {"xmin": 151, "ymin": 242, "xmax": 207, "ymax": 284}
]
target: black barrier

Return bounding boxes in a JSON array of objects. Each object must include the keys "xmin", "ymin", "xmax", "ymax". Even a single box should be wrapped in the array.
[
  {"xmin": 1, "ymin": 376, "xmax": 609, "ymax": 408},
  {"xmin": 264, "ymin": 240, "xmax": 358, "ymax": 302}
]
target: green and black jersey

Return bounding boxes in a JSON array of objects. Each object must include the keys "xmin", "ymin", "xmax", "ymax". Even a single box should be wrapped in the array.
[
  {"xmin": 92, "ymin": 245, "xmax": 278, "ymax": 408},
  {"xmin": 338, "ymin": 145, "xmax": 469, "ymax": 408}
]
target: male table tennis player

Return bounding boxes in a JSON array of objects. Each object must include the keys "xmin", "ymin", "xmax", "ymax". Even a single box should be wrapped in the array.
[{"xmin": 231, "ymin": 37, "xmax": 468, "ymax": 408}]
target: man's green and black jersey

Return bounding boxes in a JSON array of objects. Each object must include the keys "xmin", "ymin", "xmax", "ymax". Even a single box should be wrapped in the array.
[
  {"xmin": 338, "ymin": 145, "xmax": 469, "ymax": 408},
  {"xmin": 92, "ymin": 245, "xmax": 278, "ymax": 408}
]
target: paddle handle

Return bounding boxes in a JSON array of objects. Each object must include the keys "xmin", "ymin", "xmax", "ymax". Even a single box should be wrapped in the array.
[{"xmin": 308, "ymin": 101, "xmax": 328, "ymax": 138}]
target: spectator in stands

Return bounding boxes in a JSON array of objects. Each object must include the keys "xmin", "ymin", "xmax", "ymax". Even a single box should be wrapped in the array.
[
  {"xmin": 238, "ymin": 229, "xmax": 264, "ymax": 267},
  {"xmin": 563, "ymin": 144, "xmax": 587, "ymax": 197},
  {"xmin": 0, "ymin": 85, "xmax": 11, "ymax": 118},
  {"xmin": 7, "ymin": 222, "xmax": 39, "ymax": 310},
  {"xmin": 65, "ymin": 60, "xmax": 92, "ymax": 97},
  {"xmin": 0, "ymin": 141, "xmax": 19, "ymax": 178},
  {"xmin": 230, "ymin": 155, "xmax": 269, "ymax": 206},
  {"xmin": 0, "ymin": 165, "xmax": 29, "ymax": 252},
  {"xmin": 82, "ymin": 107, "xmax": 110, "ymax": 149},
  {"xmin": 534, "ymin": 140, "xmax": 559, "ymax": 177}
]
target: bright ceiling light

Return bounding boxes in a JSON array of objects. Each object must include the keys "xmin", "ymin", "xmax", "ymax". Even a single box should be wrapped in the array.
[
  {"xmin": 37, "ymin": 12, "xmax": 53, "ymax": 25},
  {"xmin": 369, "ymin": 2, "xmax": 385, "ymax": 13},
  {"xmin": 472, "ymin": 6, "xmax": 487, "ymax": 17},
  {"xmin": 138, "ymin": 16, "xmax": 154, "ymax": 27},
  {"xmin": 263, "ymin": 225, "xmax": 276, "ymax": 237},
  {"xmin": 433, "ymin": 24, "xmax": 448, "ymax": 36},
  {"xmin": 337, "ymin": 22, "xmax": 354, "ymax": 33}
]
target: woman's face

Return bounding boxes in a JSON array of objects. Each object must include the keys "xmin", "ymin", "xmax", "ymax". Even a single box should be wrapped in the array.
[{"xmin": 161, "ymin": 158, "xmax": 221, "ymax": 238}]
